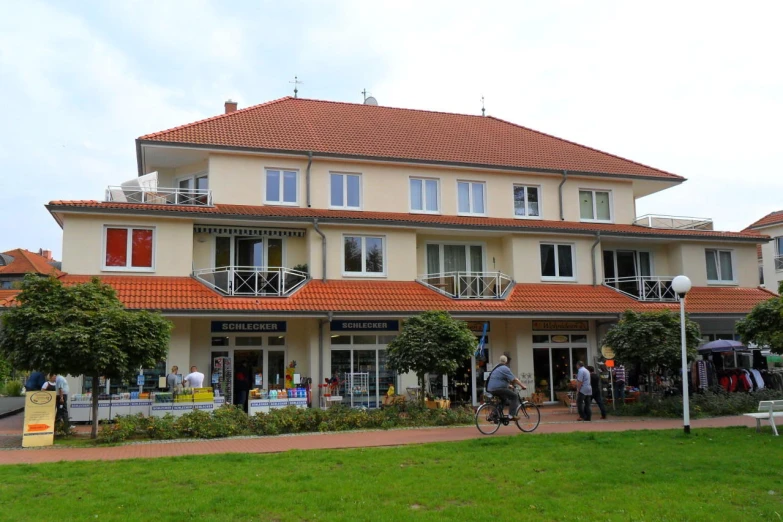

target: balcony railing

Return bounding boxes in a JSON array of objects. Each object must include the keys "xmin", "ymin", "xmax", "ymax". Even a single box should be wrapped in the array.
[
  {"xmin": 193, "ymin": 267, "xmax": 308, "ymax": 297},
  {"xmin": 417, "ymin": 271, "xmax": 514, "ymax": 299},
  {"xmin": 633, "ymin": 214, "xmax": 713, "ymax": 230},
  {"xmin": 106, "ymin": 186, "xmax": 213, "ymax": 206},
  {"xmin": 604, "ymin": 276, "xmax": 678, "ymax": 301},
  {"xmin": 776, "ymin": 255, "xmax": 783, "ymax": 272}
]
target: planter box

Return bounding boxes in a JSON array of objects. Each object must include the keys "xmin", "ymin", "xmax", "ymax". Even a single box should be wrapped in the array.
[
  {"xmin": 425, "ymin": 399, "xmax": 450, "ymax": 409},
  {"xmin": 530, "ymin": 393, "xmax": 545, "ymax": 406},
  {"xmin": 382, "ymin": 395, "xmax": 406, "ymax": 406}
]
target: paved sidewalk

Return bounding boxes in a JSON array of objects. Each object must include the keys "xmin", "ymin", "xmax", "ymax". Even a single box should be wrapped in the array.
[
  {"xmin": 0, "ymin": 408, "xmax": 760, "ymax": 466},
  {"xmin": 0, "ymin": 397, "xmax": 24, "ymax": 418}
]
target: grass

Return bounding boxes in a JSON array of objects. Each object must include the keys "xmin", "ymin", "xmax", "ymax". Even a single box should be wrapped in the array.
[{"xmin": 1, "ymin": 427, "xmax": 782, "ymax": 521}]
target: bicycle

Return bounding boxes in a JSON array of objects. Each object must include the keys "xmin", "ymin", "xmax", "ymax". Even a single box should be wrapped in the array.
[{"xmin": 475, "ymin": 386, "xmax": 541, "ymax": 435}]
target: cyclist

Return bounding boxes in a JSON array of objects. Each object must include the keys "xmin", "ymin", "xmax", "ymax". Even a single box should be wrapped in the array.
[{"xmin": 486, "ymin": 355, "xmax": 526, "ymax": 420}]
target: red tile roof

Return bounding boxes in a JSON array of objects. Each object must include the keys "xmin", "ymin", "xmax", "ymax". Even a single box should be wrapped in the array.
[
  {"xmin": 0, "ymin": 276, "xmax": 773, "ymax": 316},
  {"xmin": 0, "ymin": 249, "xmax": 62, "ymax": 277},
  {"xmin": 138, "ymin": 97, "xmax": 682, "ymax": 181},
  {"xmin": 747, "ymin": 210, "xmax": 783, "ymax": 230},
  {"xmin": 47, "ymin": 201, "xmax": 765, "ymax": 242}
]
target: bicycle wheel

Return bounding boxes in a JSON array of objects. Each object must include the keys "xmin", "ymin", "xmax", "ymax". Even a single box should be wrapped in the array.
[
  {"xmin": 475, "ymin": 403, "xmax": 501, "ymax": 435},
  {"xmin": 515, "ymin": 402, "xmax": 541, "ymax": 433}
]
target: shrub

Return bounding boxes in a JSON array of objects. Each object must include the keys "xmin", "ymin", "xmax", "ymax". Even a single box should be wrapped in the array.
[
  {"xmin": 612, "ymin": 389, "xmax": 783, "ymax": 418},
  {"xmin": 97, "ymin": 414, "xmax": 144, "ymax": 443},
  {"xmin": 140, "ymin": 414, "xmax": 178, "ymax": 440},
  {"xmin": 4, "ymin": 380, "xmax": 23, "ymax": 397}
]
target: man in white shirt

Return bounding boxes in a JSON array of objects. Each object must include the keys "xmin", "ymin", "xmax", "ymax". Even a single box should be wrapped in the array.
[
  {"xmin": 575, "ymin": 361, "xmax": 592, "ymax": 422},
  {"xmin": 55, "ymin": 374, "xmax": 70, "ymax": 423},
  {"xmin": 184, "ymin": 366, "xmax": 205, "ymax": 388}
]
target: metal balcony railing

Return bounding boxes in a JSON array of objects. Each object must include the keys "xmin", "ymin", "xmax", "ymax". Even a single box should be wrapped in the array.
[
  {"xmin": 604, "ymin": 276, "xmax": 678, "ymax": 301},
  {"xmin": 417, "ymin": 271, "xmax": 513, "ymax": 299},
  {"xmin": 193, "ymin": 267, "xmax": 308, "ymax": 297},
  {"xmin": 633, "ymin": 214, "xmax": 713, "ymax": 230},
  {"xmin": 776, "ymin": 255, "xmax": 783, "ymax": 272},
  {"xmin": 106, "ymin": 186, "xmax": 213, "ymax": 206}
]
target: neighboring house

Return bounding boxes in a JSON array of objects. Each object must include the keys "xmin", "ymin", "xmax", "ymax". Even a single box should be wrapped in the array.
[
  {"xmin": 0, "ymin": 248, "xmax": 62, "ymax": 289},
  {"xmin": 746, "ymin": 211, "xmax": 783, "ymax": 292},
  {"xmin": 5, "ymin": 97, "xmax": 774, "ymax": 405}
]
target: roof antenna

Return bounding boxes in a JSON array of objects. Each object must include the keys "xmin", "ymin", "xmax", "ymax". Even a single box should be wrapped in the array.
[
  {"xmin": 362, "ymin": 88, "xmax": 368, "ymax": 102},
  {"xmin": 290, "ymin": 75, "xmax": 303, "ymax": 98},
  {"xmin": 481, "ymin": 95, "xmax": 485, "ymax": 117}
]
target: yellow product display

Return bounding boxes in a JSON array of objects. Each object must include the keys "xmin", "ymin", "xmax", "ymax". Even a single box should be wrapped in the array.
[{"xmin": 175, "ymin": 396, "xmax": 193, "ymax": 403}]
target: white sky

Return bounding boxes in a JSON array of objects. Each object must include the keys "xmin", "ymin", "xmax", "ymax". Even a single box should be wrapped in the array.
[{"xmin": 1, "ymin": 0, "xmax": 781, "ymax": 259}]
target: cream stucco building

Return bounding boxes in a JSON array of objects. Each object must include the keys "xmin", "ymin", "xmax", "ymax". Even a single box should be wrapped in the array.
[{"xmin": 21, "ymin": 97, "xmax": 775, "ymax": 406}]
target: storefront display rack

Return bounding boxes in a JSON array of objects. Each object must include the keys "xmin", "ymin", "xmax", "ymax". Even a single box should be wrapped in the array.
[{"xmin": 344, "ymin": 372, "xmax": 370, "ymax": 408}]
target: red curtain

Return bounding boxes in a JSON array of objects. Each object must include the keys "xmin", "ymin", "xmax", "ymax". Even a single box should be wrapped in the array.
[
  {"xmin": 131, "ymin": 229, "xmax": 153, "ymax": 268},
  {"xmin": 105, "ymin": 228, "xmax": 128, "ymax": 267}
]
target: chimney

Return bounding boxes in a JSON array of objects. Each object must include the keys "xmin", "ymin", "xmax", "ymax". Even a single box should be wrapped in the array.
[
  {"xmin": 38, "ymin": 249, "xmax": 53, "ymax": 260},
  {"xmin": 224, "ymin": 99, "xmax": 238, "ymax": 114}
]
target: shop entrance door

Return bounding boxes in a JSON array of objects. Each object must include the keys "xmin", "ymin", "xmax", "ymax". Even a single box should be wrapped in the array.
[
  {"xmin": 233, "ymin": 349, "xmax": 262, "ymax": 411},
  {"xmin": 532, "ymin": 334, "xmax": 589, "ymax": 401}
]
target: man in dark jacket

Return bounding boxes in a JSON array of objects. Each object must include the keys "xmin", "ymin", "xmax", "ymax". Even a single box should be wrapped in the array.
[
  {"xmin": 588, "ymin": 366, "xmax": 607, "ymax": 420},
  {"xmin": 25, "ymin": 371, "xmax": 45, "ymax": 392}
]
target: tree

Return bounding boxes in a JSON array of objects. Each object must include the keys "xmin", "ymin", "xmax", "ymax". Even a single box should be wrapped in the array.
[
  {"xmin": 736, "ymin": 285, "xmax": 783, "ymax": 353},
  {"xmin": 0, "ymin": 274, "xmax": 172, "ymax": 438},
  {"xmin": 386, "ymin": 311, "xmax": 476, "ymax": 401},
  {"xmin": 602, "ymin": 310, "xmax": 702, "ymax": 376}
]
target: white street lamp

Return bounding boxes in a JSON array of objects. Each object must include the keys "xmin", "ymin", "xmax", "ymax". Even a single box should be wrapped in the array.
[{"xmin": 672, "ymin": 275, "xmax": 692, "ymax": 434}]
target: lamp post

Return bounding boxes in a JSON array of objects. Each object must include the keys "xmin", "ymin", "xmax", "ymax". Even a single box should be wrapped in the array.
[{"xmin": 672, "ymin": 275, "xmax": 692, "ymax": 434}]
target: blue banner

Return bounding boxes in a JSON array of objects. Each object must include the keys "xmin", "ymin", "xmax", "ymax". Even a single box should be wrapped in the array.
[
  {"xmin": 330, "ymin": 320, "xmax": 399, "ymax": 332},
  {"xmin": 211, "ymin": 321, "xmax": 287, "ymax": 333}
]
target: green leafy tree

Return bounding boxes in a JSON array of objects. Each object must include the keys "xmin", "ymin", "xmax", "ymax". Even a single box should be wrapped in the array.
[
  {"xmin": 387, "ymin": 311, "xmax": 476, "ymax": 401},
  {"xmin": 0, "ymin": 274, "xmax": 172, "ymax": 438},
  {"xmin": 736, "ymin": 284, "xmax": 783, "ymax": 353},
  {"xmin": 603, "ymin": 310, "xmax": 701, "ymax": 376}
]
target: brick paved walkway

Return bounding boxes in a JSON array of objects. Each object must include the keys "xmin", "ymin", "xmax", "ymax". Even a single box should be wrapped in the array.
[{"xmin": 0, "ymin": 407, "xmax": 760, "ymax": 466}]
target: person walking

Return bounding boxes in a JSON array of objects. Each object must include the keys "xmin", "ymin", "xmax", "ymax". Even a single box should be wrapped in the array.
[
  {"xmin": 588, "ymin": 366, "xmax": 606, "ymax": 420},
  {"xmin": 575, "ymin": 361, "xmax": 592, "ymax": 422},
  {"xmin": 54, "ymin": 374, "xmax": 70, "ymax": 424}
]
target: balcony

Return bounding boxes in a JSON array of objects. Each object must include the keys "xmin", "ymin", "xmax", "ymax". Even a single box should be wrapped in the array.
[
  {"xmin": 417, "ymin": 271, "xmax": 513, "ymax": 299},
  {"xmin": 634, "ymin": 214, "xmax": 713, "ymax": 231},
  {"xmin": 193, "ymin": 267, "xmax": 308, "ymax": 297},
  {"xmin": 604, "ymin": 276, "xmax": 678, "ymax": 302},
  {"xmin": 106, "ymin": 186, "xmax": 213, "ymax": 206}
]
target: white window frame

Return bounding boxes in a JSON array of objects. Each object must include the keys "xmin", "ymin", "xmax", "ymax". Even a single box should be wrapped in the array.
[
  {"xmin": 579, "ymin": 189, "xmax": 613, "ymax": 223},
  {"xmin": 424, "ymin": 241, "xmax": 487, "ymax": 274},
  {"xmin": 705, "ymin": 248, "xmax": 737, "ymax": 284},
  {"xmin": 775, "ymin": 237, "xmax": 783, "ymax": 272},
  {"xmin": 330, "ymin": 172, "xmax": 362, "ymax": 210},
  {"xmin": 409, "ymin": 177, "xmax": 440, "ymax": 214},
  {"xmin": 539, "ymin": 242, "xmax": 576, "ymax": 281},
  {"xmin": 342, "ymin": 235, "xmax": 386, "ymax": 277},
  {"xmin": 512, "ymin": 184, "xmax": 542, "ymax": 219},
  {"xmin": 176, "ymin": 171, "xmax": 209, "ymax": 191},
  {"xmin": 211, "ymin": 235, "xmax": 288, "ymax": 269},
  {"xmin": 457, "ymin": 180, "xmax": 487, "ymax": 217},
  {"xmin": 101, "ymin": 225, "xmax": 156, "ymax": 272},
  {"xmin": 603, "ymin": 249, "xmax": 655, "ymax": 278},
  {"xmin": 264, "ymin": 168, "xmax": 299, "ymax": 206}
]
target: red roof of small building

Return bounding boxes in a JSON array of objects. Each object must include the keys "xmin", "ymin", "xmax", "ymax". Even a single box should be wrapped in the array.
[
  {"xmin": 0, "ymin": 276, "xmax": 773, "ymax": 316},
  {"xmin": 747, "ymin": 210, "xmax": 783, "ymax": 230},
  {"xmin": 47, "ymin": 201, "xmax": 764, "ymax": 242},
  {"xmin": 138, "ymin": 97, "xmax": 683, "ymax": 181},
  {"xmin": 0, "ymin": 249, "xmax": 62, "ymax": 277}
]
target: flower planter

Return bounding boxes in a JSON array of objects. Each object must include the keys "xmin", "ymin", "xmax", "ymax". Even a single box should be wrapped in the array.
[{"xmin": 425, "ymin": 399, "xmax": 450, "ymax": 409}]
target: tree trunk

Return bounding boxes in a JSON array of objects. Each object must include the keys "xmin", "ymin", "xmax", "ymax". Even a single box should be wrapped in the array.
[
  {"xmin": 418, "ymin": 373, "xmax": 425, "ymax": 404},
  {"xmin": 91, "ymin": 373, "xmax": 100, "ymax": 439}
]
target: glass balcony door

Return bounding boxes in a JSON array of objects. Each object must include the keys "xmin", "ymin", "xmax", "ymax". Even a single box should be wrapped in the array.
[
  {"xmin": 426, "ymin": 243, "xmax": 484, "ymax": 296},
  {"xmin": 212, "ymin": 237, "xmax": 285, "ymax": 294}
]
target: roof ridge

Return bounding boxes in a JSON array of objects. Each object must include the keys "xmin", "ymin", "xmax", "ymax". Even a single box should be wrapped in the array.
[
  {"xmin": 485, "ymin": 115, "xmax": 682, "ymax": 180},
  {"xmin": 291, "ymin": 97, "xmax": 491, "ymax": 119},
  {"xmin": 138, "ymin": 96, "xmax": 293, "ymax": 140}
]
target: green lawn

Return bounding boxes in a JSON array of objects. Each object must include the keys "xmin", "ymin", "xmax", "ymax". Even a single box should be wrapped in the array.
[{"xmin": 1, "ymin": 427, "xmax": 781, "ymax": 521}]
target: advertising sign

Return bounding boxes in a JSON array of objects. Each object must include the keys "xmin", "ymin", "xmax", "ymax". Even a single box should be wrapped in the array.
[
  {"xmin": 532, "ymin": 320, "xmax": 589, "ymax": 331},
  {"xmin": 330, "ymin": 320, "xmax": 399, "ymax": 332},
  {"xmin": 210, "ymin": 321, "xmax": 287, "ymax": 333},
  {"xmin": 22, "ymin": 391, "xmax": 57, "ymax": 448}
]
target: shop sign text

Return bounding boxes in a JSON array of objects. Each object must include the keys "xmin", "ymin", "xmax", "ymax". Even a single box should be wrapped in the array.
[
  {"xmin": 330, "ymin": 320, "xmax": 399, "ymax": 332},
  {"xmin": 532, "ymin": 320, "xmax": 589, "ymax": 331},
  {"xmin": 211, "ymin": 321, "xmax": 287, "ymax": 333}
]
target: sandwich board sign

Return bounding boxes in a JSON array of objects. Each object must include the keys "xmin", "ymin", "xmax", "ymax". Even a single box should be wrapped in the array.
[{"xmin": 22, "ymin": 391, "xmax": 57, "ymax": 448}]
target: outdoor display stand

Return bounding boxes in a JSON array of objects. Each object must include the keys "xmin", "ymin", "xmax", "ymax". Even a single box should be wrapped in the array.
[
  {"xmin": 69, "ymin": 397, "xmax": 156, "ymax": 422},
  {"xmin": 344, "ymin": 372, "xmax": 370, "ymax": 408},
  {"xmin": 247, "ymin": 397, "xmax": 308, "ymax": 415},
  {"xmin": 212, "ymin": 356, "xmax": 233, "ymax": 405}
]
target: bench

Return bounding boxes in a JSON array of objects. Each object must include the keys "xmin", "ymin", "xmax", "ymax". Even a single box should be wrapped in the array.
[{"xmin": 744, "ymin": 400, "xmax": 783, "ymax": 436}]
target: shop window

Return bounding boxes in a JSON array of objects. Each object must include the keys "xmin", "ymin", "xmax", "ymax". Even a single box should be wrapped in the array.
[
  {"xmin": 268, "ymin": 336, "xmax": 286, "ymax": 346},
  {"xmin": 354, "ymin": 335, "xmax": 377, "ymax": 344},
  {"xmin": 570, "ymin": 334, "xmax": 588, "ymax": 343},
  {"xmin": 236, "ymin": 337, "xmax": 263, "ymax": 346},
  {"xmin": 103, "ymin": 226, "xmax": 154, "ymax": 271},
  {"xmin": 532, "ymin": 335, "xmax": 550, "ymax": 344},
  {"xmin": 331, "ymin": 335, "xmax": 351, "ymax": 345},
  {"xmin": 211, "ymin": 337, "xmax": 229, "ymax": 346},
  {"xmin": 378, "ymin": 335, "xmax": 397, "ymax": 344}
]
